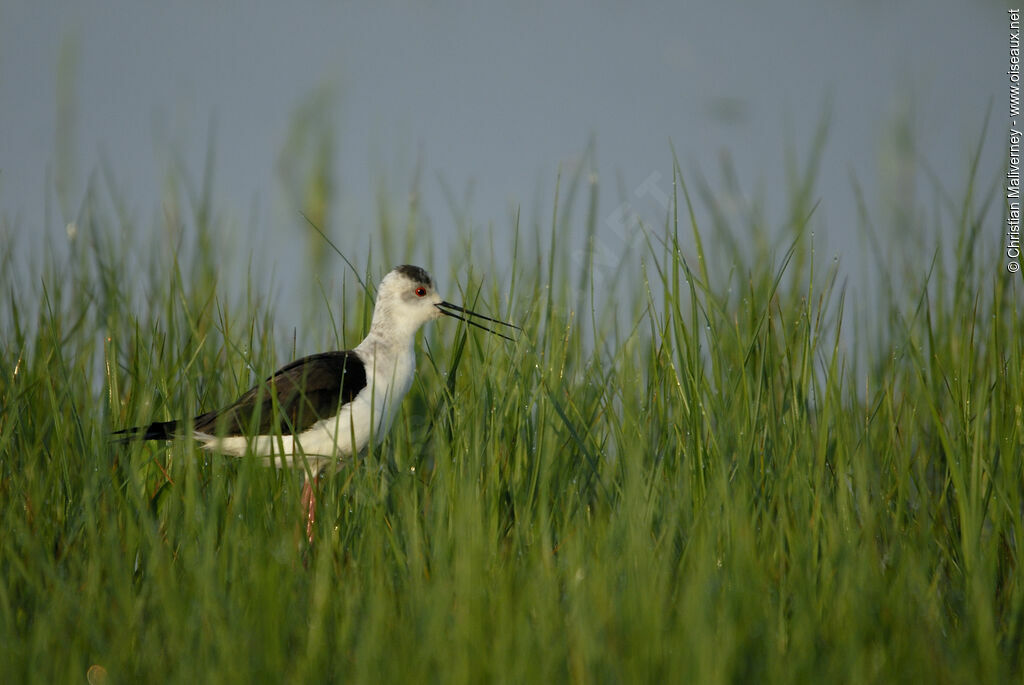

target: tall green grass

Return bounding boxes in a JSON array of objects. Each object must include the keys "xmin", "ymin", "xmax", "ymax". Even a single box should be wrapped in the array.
[{"xmin": 1, "ymin": 139, "xmax": 1021, "ymax": 683}]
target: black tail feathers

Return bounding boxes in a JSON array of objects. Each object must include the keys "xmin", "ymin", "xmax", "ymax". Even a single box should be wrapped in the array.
[{"xmin": 111, "ymin": 420, "xmax": 179, "ymax": 444}]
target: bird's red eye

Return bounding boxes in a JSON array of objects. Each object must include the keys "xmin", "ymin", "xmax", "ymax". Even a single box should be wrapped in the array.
[{"xmin": 415, "ymin": 287, "xmax": 427, "ymax": 297}]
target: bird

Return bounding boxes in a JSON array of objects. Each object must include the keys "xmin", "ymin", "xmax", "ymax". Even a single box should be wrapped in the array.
[{"xmin": 114, "ymin": 264, "xmax": 519, "ymax": 540}]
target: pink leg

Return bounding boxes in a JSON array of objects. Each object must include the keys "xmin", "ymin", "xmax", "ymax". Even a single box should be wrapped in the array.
[{"xmin": 300, "ymin": 470, "xmax": 322, "ymax": 543}]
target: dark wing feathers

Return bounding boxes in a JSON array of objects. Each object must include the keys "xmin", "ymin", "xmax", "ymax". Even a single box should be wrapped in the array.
[
  {"xmin": 114, "ymin": 350, "xmax": 367, "ymax": 442},
  {"xmin": 111, "ymin": 419, "xmax": 178, "ymax": 443}
]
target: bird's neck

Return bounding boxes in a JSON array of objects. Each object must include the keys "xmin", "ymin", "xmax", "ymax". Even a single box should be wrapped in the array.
[
  {"xmin": 357, "ymin": 319, "xmax": 417, "ymax": 364},
  {"xmin": 356, "ymin": 326, "xmax": 417, "ymax": 404}
]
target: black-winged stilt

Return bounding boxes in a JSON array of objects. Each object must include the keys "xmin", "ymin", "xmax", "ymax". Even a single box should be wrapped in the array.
[{"xmin": 114, "ymin": 265, "xmax": 518, "ymax": 540}]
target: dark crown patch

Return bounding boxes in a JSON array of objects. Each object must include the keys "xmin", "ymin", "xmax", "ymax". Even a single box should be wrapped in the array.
[{"xmin": 395, "ymin": 264, "xmax": 433, "ymax": 287}]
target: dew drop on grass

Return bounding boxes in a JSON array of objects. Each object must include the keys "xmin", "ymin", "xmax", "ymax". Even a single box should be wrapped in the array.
[{"xmin": 86, "ymin": 664, "xmax": 108, "ymax": 685}]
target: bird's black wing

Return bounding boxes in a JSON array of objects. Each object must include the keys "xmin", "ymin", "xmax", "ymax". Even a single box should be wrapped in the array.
[
  {"xmin": 194, "ymin": 350, "xmax": 367, "ymax": 436},
  {"xmin": 114, "ymin": 350, "xmax": 367, "ymax": 441}
]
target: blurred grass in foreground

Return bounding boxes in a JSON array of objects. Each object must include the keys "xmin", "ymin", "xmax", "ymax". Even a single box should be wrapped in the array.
[{"xmin": 1, "ymin": 133, "xmax": 1022, "ymax": 684}]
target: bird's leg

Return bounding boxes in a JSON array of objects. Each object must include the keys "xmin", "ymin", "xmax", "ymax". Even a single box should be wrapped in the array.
[{"xmin": 300, "ymin": 469, "xmax": 323, "ymax": 543}]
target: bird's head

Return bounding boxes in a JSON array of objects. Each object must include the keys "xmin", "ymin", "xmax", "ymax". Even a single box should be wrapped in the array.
[
  {"xmin": 371, "ymin": 265, "xmax": 519, "ymax": 342},
  {"xmin": 373, "ymin": 265, "xmax": 444, "ymax": 333}
]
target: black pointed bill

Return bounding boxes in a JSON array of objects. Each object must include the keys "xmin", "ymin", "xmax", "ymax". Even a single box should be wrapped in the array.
[{"xmin": 435, "ymin": 301, "xmax": 521, "ymax": 342}]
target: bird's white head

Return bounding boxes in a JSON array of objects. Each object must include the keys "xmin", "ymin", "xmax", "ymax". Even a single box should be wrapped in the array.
[
  {"xmin": 368, "ymin": 264, "xmax": 521, "ymax": 346},
  {"xmin": 369, "ymin": 265, "xmax": 444, "ymax": 341}
]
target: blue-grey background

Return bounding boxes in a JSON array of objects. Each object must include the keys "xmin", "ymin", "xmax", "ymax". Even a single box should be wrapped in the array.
[{"xmin": 0, "ymin": 0, "xmax": 1006, "ymax": 335}]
